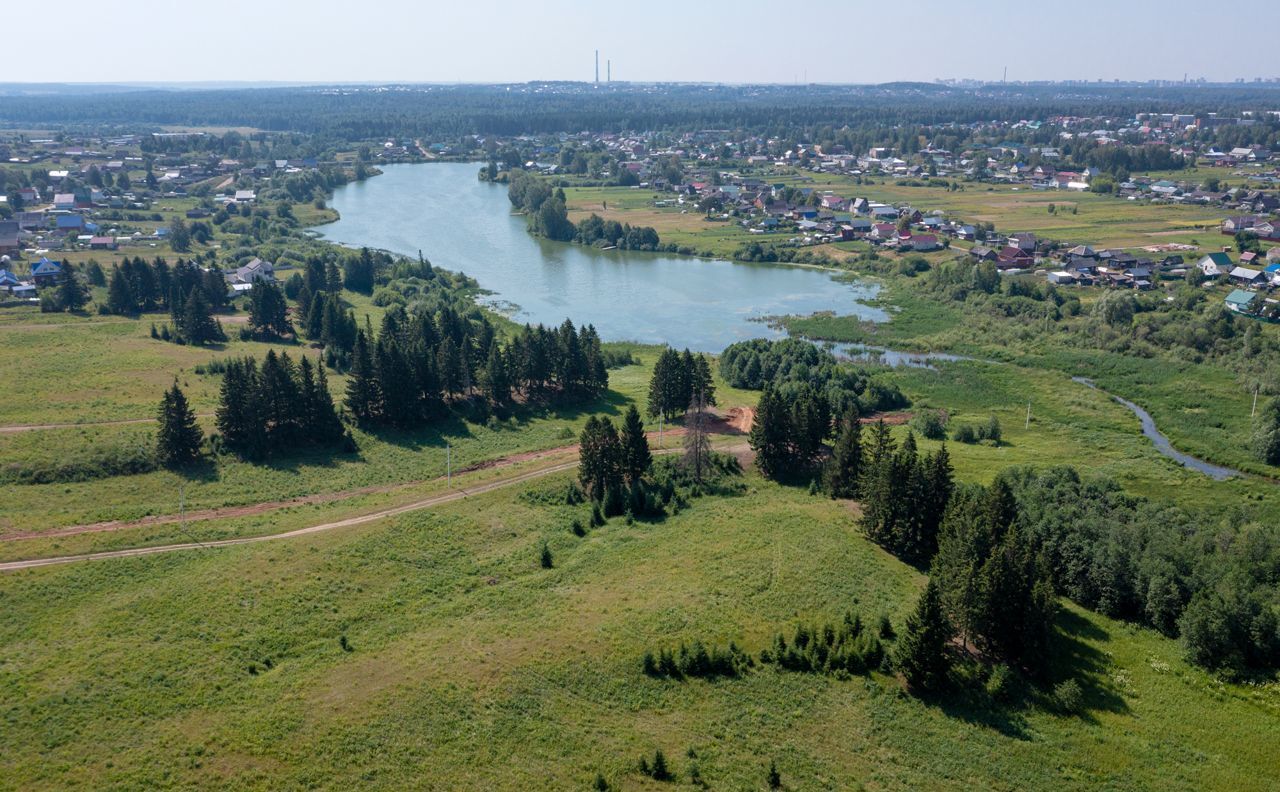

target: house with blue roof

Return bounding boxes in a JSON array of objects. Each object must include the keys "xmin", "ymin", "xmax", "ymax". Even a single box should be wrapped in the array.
[
  {"xmin": 55, "ymin": 214, "xmax": 85, "ymax": 232},
  {"xmin": 30, "ymin": 258, "xmax": 61, "ymax": 286}
]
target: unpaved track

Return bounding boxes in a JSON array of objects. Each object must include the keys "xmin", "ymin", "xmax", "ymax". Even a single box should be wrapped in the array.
[
  {"xmin": 1, "ymin": 437, "xmax": 751, "ymax": 573},
  {"xmin": 0, "ymin": 415, "xmax": 214, "ymax": 434},
  {"xmin": 0, "ymin": 461, "xmax": 579, "ymax": 572},
  {"xmin": 3, "ymin": 434, "xmax": 636, "ymax": 541}
]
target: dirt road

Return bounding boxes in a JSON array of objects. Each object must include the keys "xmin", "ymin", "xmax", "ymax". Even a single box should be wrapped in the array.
[
  {"xmin": 0, "ymin": 414, "xmax": 215, "ymax": 434},
  {"xmin": 0, "ymin": 433, "xmax": 752, "ymax": 572},
  {"xmin": 0, "ymin": 461, "xmax": 580, "ymax": 572}
]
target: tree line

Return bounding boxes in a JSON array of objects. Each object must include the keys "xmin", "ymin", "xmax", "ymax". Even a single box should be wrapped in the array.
[
  {"xmin": 103, "ymin": 256, "xmax": 228, "ymax": 317},
  {"xmin": 720, "ymin": 338, "xmax": 908, "ymax": 419},
  {"xmin": 345, "ymin": 307, "xmax": 608, "ymax": 429},
  {"xmin": 506, "ymin": 169, "xmax": 663, "ymax": 250},
  {"xmin": 215, "ymin": 351, "xmax": 347, "ymax": 460},
  {"xmin": 647, "ymin": 347, "xmax": 716, "ymax": 419}
]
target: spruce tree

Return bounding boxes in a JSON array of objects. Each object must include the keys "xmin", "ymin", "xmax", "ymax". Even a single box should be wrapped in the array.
[
  {"xmin": 345, "ymin": 330, "xmax": 379, "ymax": 423},
  {"xmin": 767, "ymin": 760, "xmax": 782, "ymax": 789},
  {"xmin": 181, "ymin": 287, "xmax": 223, "ymax": 345},
  {"xmin": 859, "ymin": 420, "xmax": 898, "ymax": 545},
  {"xmin": 620, "ymin": 404, "xmax": 652, "ymax": 483},
  {"xmin": 247, "ymin": 281, "xmax": 293, "ymax": 338},
  {"xmin": 306, "ymin": 291, "xmax": 326, "ymax": 340},
  {"xmin": 106, "ymin": 266, "xmax": 137, "ymax": 314},
  {"xmin": 484, "ymin": 343, "xmax": 510, "ymax": 403},
  {"xmin": 691, "ymin": 353, "xmax": 717, "ymax": 406},
  {"xmin": 823, "ymin": 411, "xmax": 863, "ymax": 498},
  {"xmin": 579, "ymin": 416, "xmax": 622, "ymax": 500},
  {"xmin": 919, "ymin": 444, "xmax": 954, "ymax": 560},
  {"xmin": 678, "ymin": 349, "xmax": 696, "ymax": 408},
  {"xmin": 325, "ymin": 260, "xmax": 343, "ymax": 293},
  {"xmin": 156, "ymin": 382, "xmax": 204, "ymax": 467},
  {"xmin": 259, "ymin": 350, "xmax": 302, "ymax": 451},
  {"xmin": 311, "ymin": 362, "xmax": 344, "ymax": 444},
  {"xmin": 896, "ymin": 580, "xmax": 952, "ymax": 692},
  {"xmin": 56, "ymin": 262, "xmax": 88, "ymax": 312},
  {"xmin": 749, "ymin": 386, "xmax": 792, "ymax": 480}
]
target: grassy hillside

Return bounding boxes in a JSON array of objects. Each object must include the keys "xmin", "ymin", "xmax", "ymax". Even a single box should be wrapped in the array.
[{"xmin": 2, "ymin": 469, "xmax": 1277, "ymax": 790}]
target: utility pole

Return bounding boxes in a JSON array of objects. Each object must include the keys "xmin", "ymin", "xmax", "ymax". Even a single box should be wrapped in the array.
[
  {"xmin": 658, "ymin": 413, "xmax": 664, "ymax": 449},
  {"xmin": 595, "ymin": 50, "xmax": 599, "ymax": 84},
  {"xmin": 447, "ymin": 442, "xmax": 452, "ymax": 486},
  {"xmin": 1253, "ymin": 386, "xmax": 1259, "ymax": 418},
  {"xmin": 1025, "ymin": 401, "xmax": 1032, "ymax": 430}
]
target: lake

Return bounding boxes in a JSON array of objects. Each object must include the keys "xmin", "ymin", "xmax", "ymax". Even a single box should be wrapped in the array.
[{"xmin": 319, "ymin": 163, "xmax": 885, "ymax": 352}]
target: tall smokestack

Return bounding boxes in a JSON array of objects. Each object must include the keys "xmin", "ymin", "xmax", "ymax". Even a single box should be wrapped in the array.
[
  {"xmin": 607, "ymin": 60, "xmax": 611, "ymax": 82},
  {"xmin": 595, "ymin": 50, "xmax": 599, "ymax": 83}
]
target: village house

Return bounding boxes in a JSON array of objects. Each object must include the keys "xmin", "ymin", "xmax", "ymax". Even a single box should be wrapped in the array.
[
  {"xmin": 997, "ymin": 246, "xmax": 1034, "ymax": 269},
  {"xmin": 228, "ymin": 257, "xmax": 275, "ymax": 287},
  {"xmin": 1196, "ymin": 252, "xmax": 1233, "ymax": 278},
  {"xmin": 30, "ymin": 258, "xmax": 62, "ymax": 287},
  {"xmin": 1229, "ymin": 266, "xmax": 1264, "ymax": 288},
  {"xmin": 1225, "ymin": 289, "xmax": 1260, "ymax": 314}
]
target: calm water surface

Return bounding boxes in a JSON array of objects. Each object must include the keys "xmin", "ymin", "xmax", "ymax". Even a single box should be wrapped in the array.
[{"xmin": 320, "ymin": 163, "xmax": 885, "ymax": 351}]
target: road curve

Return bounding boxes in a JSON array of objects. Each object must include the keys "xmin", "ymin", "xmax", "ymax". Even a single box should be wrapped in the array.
[{"xmin": 0, "ymin": 461, "xmax": 578, "ymax": 573}]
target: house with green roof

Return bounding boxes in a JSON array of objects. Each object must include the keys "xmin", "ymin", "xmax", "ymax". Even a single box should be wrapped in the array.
[
  {"xmin": 1197, "ymin": 252, "xmax": 1233, "ymax": 278},
  {"xmin": 1225, "ymin": 289, "xmax": 1259, "ymax": 314}
]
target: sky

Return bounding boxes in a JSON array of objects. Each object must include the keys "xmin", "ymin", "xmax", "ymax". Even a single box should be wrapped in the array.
[{"xmin": 8, "ymin": 0, "xmax": 1279, "ymax": 86}]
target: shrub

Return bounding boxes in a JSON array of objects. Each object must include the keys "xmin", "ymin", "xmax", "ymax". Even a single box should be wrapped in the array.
[
  {"xmin": 650, "ymin": 749, "xmax": 672, "ymax": 782},
  {"xmin": 910, "ymin": 409, "xmax": 948, "ymax": 440},
  {"xmin": 980, "ymin": 414, "xmax": 1002, "ymax": 445},
  {"xmin": 952, "ymin": 423, "xmax": 978, "ymax": 444},
  {"xmin": 767, "ymin": 760, "xmax": 782, "ymax": 789},
  {"xmin": 1053, "ymin": 678, "xmax": 1084, "ymax": 714},
  {"xmin": 878, "ymin": 614, "xmax": 895, "ymax": 640},
  {"xmin": 984, "ymin": 663, "xmax": 1021, "ymax": 703},
  {"xmin": 539, "ymin": 542, "xmax": 554, "ymax": 569}
]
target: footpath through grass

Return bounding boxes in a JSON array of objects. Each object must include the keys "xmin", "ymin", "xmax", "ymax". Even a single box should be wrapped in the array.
[{"xmin": 2, "ymin": 469, "xmax": 1277, "ymax": 790}]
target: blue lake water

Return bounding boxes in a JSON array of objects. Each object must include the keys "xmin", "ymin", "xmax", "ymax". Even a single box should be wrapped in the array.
[{"xmin": 319, "ymin": 163, "xmax": 885, "ymax": 352}]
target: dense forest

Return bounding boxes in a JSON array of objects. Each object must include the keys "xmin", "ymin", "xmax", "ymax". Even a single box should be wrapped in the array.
[{"xmin": 4, "ymin": 83, "xmax": 1280, "ymax": 139}]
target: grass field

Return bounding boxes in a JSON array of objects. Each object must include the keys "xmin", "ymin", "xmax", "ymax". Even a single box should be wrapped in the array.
[
  {"xmin": 784, "ymin": 270, "xmax": 1280, "ymax": 481},
  {"xmin": 561, "ymin": 171, "xmax": 1233, "ymax": 258},
  {"xmin": 3, "ymin": 466, "xmax": 1277, "ymax": 790},
  {"xmin": 4, "ymin": 162, "xmax": 1280, "ymax": 790}
]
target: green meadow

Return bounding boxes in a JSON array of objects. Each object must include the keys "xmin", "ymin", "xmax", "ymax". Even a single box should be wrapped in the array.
[{"xmin": 2, "ymin": 466, "xmax": 1277, "ymax": 790}]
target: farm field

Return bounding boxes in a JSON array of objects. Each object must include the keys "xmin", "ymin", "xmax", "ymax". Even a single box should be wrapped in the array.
[{"xmin": 2, "ymin": 465, "xmax": 1277, "ymax": 790}]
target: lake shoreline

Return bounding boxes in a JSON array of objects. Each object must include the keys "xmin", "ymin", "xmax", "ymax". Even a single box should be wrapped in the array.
[{"xmin": 313, "ymin": 162, "xmax": 886, "ymax": 352}]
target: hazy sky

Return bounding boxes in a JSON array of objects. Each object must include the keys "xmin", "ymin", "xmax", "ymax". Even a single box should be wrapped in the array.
[{"xmin": 9, "ymin": 0, "xmax": 1278, "ymax": 85}]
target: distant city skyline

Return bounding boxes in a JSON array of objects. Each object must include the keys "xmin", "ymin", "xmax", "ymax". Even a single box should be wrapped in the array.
[{"xmin": 8, "ymin": 0, "xmax": 1280, "ymax": 86}]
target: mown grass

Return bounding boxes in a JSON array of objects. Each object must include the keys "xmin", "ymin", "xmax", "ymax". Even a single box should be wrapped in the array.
[{"xmin": 2, "ymin": 469, "xmax": 1276, "ymax": 790}]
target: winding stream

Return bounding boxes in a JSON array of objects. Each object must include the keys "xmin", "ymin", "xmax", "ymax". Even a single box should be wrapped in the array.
[
  {"xmin": 1071, "ymin": 377, "xmax": 1238, "ymax": 480},
  {"xmin": 317, "ymin": 163, "xmax": 1243, "ymax": 482}
]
